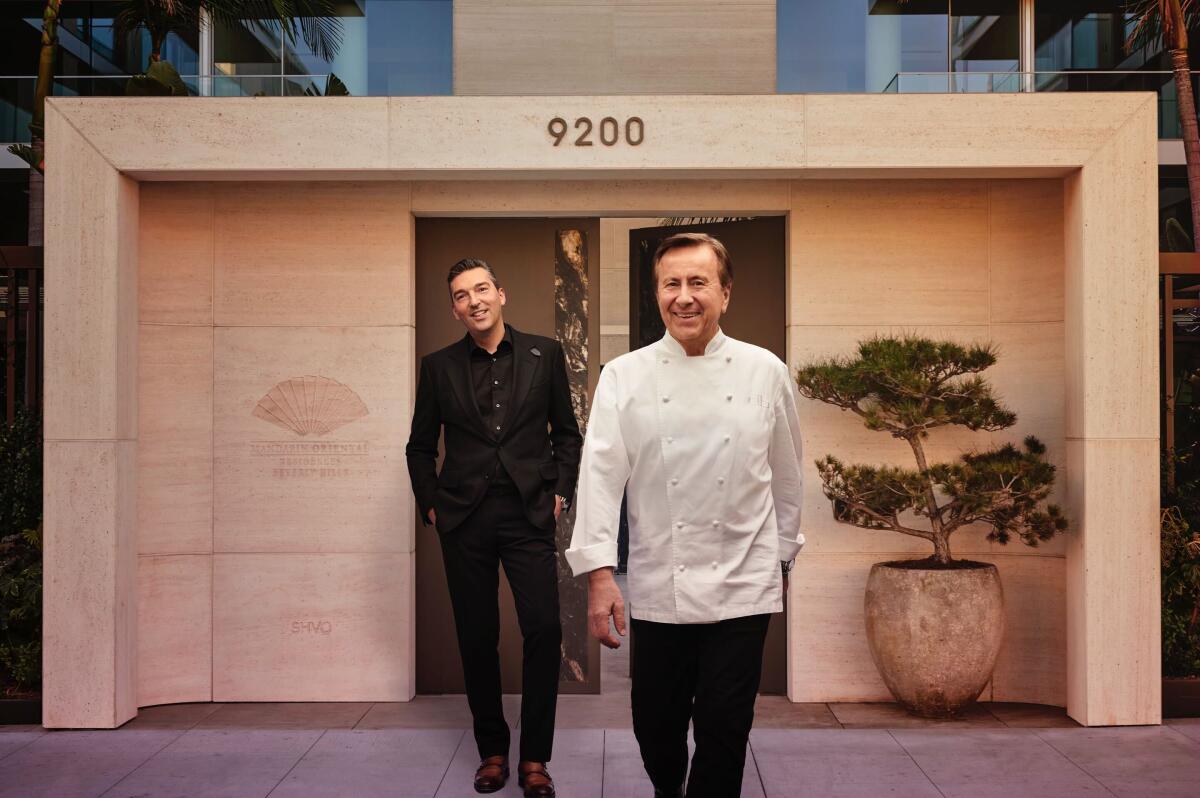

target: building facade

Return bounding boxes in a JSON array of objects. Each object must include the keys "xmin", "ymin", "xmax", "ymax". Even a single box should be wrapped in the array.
[{"xmin": 7, "ymin": 2, "xmax": 1165, "ymax": 729}]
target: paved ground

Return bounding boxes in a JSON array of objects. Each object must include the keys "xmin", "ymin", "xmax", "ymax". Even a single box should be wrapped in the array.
[
  {"xmin": 2, "ymin": 699, "xmax": 1198, "ymax": 798},
  {"xmin": 5, "ymin": 602, "xmax": 1198, "ymax": 797}
]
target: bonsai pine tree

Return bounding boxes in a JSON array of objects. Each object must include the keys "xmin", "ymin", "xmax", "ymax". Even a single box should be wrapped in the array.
[{"xmin": 795, "ymin": 336, "xmax": 1067, "ymax": 565}]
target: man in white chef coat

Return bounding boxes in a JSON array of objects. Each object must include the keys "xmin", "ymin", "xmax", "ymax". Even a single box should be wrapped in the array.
[{"xmin": 566, "ymin": 232, "xmax": 805, "ymax": 798}]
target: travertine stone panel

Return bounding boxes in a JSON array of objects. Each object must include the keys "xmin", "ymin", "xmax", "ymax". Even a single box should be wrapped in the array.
[
  {"xmin": 137, "ymin": 555, "xmax": 212, "ymax": 706},
  {"xmin": 787, "ymin": 554, "xmax": 891, "ymax": 702},
  {"xmin": 391, "ymin": 97, "xmax": 804, "ymax": 171},
  {"xmin": 611, "ymin": 4, "xmax": 774, "ymax": 94},
  {"xmin": 1064, "ymin": 109, "xmax": 1159, "ymax": 441},
  {"xmin": 214, "ymin": 182, "xmax": 413, "ymax": 327},
  {"xmin": 789, "ymin": 181, "xmax": 989, "ymax": 326},
  {"xmin": 43, "ymin": 440, "xmax": 138, "ymax": 728},
  {"xmin": 43, "ymin": 106, "xmax": 139, "ymax": 441},
  {"xmin": 214, "ymin": 326, "xmax": 413, "ymax": 554},
  {"xmin": 989, "ymin": 180, "xmax": 1064, "ymax": 324},
  {"xmin": 213, "ymin": 553, "xmax": 414, "ymax": 701},
  {"xmin": 138, "ymin": 324, "xmax": 213, "ymax": 555},
  {"xmin": 1065, "ymin": 438, "xmax": 1161, "ymax": 726},
  {"xmin": 987, "ymin": 322, "xmax": 1068, "ymax": 556},
  {"xmin": 139, "ymin": 182, "xmax": 214, "ymax": 325},
  {"xmin": 804, "ymin": 93, "xmax": 1146, "ymax": 169},
  {"xmin": 413, "ymin": 181, "xmax": 791, "ymax": 215},
  {"xmin": 981, "ymin": 555, "xmax": 1066, "ymax": 707},
  {"xmin": 788, "ymin": 553, "xmax": 1065, "ymax": 706},
  {"xmin": 455, "ymin": 1, "xmax": 774, "ymax": 95},
  {"xmin": 48, "ymin": 98, "xmax": 390, "ymax": 173}
]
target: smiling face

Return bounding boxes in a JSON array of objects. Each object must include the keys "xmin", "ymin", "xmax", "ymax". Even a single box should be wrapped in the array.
[
  {"xmin": 655, "ymin": 243, "xmax": 731, "ymax": 355},
  {"xmin": 449, "ymin": 267, "xmax": 507, "ymax": 336}
]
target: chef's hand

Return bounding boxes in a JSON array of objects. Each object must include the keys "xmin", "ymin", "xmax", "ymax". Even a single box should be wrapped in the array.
[
  {"xmin": 426, "ymin": 508, "xmax": 436, "ymax": 525},
  {"xmin": 554, "ymin": 495, "xmax": 564, "ymax": 520},
  {"xmin": 588, "ymin": 568, "xmax": 626, "ymax": 649}
]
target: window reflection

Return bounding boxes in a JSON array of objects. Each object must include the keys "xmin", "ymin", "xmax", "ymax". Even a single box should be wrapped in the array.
[
  {"xmin": 778, "ymin": 0, "xmax": 950, "ymax": 93},
  {"xmin": 213, "ymin": 0, "xmax": 451, "ymax": 97},
  {"xmin": 951, "ymin": 1, "xmax": 1019, "ymax": 92}
]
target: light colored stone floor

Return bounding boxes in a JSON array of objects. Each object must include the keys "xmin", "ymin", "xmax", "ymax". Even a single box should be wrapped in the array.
[{"xmin": 1, "ymin": 700, "xmax": 1197, "ymax": 797}]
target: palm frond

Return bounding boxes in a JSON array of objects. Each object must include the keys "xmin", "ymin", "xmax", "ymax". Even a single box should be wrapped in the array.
[{"xmin": 203, "ymin": 0, "xmax": 344, "ymax": 62}]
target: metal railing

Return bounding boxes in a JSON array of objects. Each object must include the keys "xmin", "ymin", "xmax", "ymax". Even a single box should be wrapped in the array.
[
  {"xmin": 0, "ymin": 247, "xmax": 42, "ymax": 423},
  {"xmin": 0, "ymin": 74, "xmax": 334, "ymax": 143},
  {"xmin": 883, "ymin": 70, "xmax": 1197, "ymax": 138}
]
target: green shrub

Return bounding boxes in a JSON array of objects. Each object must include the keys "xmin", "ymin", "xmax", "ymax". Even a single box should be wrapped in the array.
[
  {"xmin": 0, "ymin": 406, "xmax": 42, "ymax": 694},
  {"xmin": 1162, "ymin": 458, "xmax": 1200, "ymax": 678}
]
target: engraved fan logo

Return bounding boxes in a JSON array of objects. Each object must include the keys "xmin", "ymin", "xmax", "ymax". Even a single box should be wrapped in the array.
[{"xmin": 252, "ymin": 376, "xmax": 369, "ymax": 437}]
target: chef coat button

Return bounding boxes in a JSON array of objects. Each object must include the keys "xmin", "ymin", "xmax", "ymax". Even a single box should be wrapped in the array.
[
  {"xmin": 666, "ymin": 436, "xmax": 673, "ymax": 443},
  {"xmin": 712, "ymin": 520, "xmax": 720, "ymax": 528},
  {"xmin": 723, "ymin": 435, "xmax": 730, "ymax": 443},
  {"xmin": 717, "ymin": 476, "xmax": 725, "ymax": 485},
  {"xmin": 663, "ymin": 396, "xmax": 670, "ymax": 403},
  {"xmin": 662, "ymin": 359, "xmax": 669, "ymax": 364},
  {"xmin": 675, "ymin": 522, "xmax": 684, "ymax": 530},
  {"xmin": 726, "ymin": 394, "xmax": 733, "ymax": 401},
  {"xmin": 678, "ymin": 564, "xmax": 686, "ymax": 572},
  {"xmin": 671, "ymin": 478, "xmax": 679, "ymax": 486},
  {"xmin": 711, "ymin": 561, "xmax": 719, "ymax": 569},
  {"xmin": 725, "ymin": 356, "xmax": 732, "ymax": 363}
]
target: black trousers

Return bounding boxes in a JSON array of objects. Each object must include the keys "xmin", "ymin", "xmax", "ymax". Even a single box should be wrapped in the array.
[
  {"xmin": 631, "ymin": 613, "xmax": 771, "ymax": 798},
  {"xmin": 439, "ymin": 485, "xmax": 562, "ymax": 762}
]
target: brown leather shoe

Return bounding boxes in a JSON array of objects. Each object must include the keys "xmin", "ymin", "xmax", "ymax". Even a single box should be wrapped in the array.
[
  {"xmin": 518, "ymin": 761, "xmax": 555, "ymax": 797},
  {"xmin": 473, "ymin": 755, "xmax": 509, "ymax": 793}
]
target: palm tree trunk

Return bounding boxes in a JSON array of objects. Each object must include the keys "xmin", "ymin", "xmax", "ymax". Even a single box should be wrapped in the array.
[
  {"xmin": 1171, "ymin": 48, "xmax": 1200, "ymax": 249},
  {"xmin": 28, "ymin": 0, "xmax": 60, "ymax": 246}
]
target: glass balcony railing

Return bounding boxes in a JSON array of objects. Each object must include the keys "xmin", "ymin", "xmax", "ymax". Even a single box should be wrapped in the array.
[
  {"xmin": 0, "ymin": 74, "xmax": 335, "ymax": 143},
  {"xmin": 883, "ymin": 70, "xmax": 1198, "ymax": 139}
]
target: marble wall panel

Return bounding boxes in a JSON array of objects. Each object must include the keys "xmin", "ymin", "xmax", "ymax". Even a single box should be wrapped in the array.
[
  {"xmin": 789, "ymin": 181, "xmax": 990, "ymax": 327},
  {"xmin": 212, "ymin": 553, "xmax": 413, "ymax": 701},
  {"xmin": 137, "ymin": 324, "xmax": 213, "ymax": 555},
  {"xmin": 213, "ymin": 182, "xmax": 412, "ymax": 327},
  {"xmin": 139, "ymin": 182, "xmax": 214, "ymax": 325},
  {"xmin": 137, "ymin": 555, "xmax": 212, "ymax": 706},
  {"xmin": 214, "ymin": 326, "xmax": 413, "ymax": 554}
]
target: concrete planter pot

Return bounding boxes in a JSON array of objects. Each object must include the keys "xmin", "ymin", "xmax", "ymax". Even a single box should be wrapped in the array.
[{"xmin": 864, "ymin": 560, "xmax": 1005, "ymax": 718}]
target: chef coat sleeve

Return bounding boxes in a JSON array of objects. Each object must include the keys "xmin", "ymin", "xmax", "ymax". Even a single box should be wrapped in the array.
[
  {"xmin": 769, "ymin": 360, "xmax": 806, "ymax": 562},
  {"xmin": 565, "ymin": 364, "xmax": 629, "ymax": 576}
]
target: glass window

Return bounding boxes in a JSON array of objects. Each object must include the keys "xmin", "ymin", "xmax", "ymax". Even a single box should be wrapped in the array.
[
  {"xmin": 951, "ymin": 1, "xmax": 1019, "ymax": 91},
  {"xmin": 215, "ymin": 0, "xmax": 451, "ymax": 97},
  {"xmin": 778, "ymin": 1, "xmax": 949, "ymax": 94},
  {"xmin": 1035, "ymin": 2, "xmax": 1133, "ymax": 73}
]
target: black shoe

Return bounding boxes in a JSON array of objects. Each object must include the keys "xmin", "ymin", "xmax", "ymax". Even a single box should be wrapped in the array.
[{"xmin": 473, "ymin": 755, "xmax": 509, "ymax": 793}]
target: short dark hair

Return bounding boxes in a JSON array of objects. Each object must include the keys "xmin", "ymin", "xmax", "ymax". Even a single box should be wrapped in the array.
[
  {"xmin": 447, "ymin": 258, "xmax": 500, "ymax": 294},
  {"xmin": 652, "ymin": 233, "xmax": 733, "ymax": 289}
]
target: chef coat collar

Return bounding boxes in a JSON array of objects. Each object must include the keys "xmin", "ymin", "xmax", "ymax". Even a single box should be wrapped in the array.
[{"xmin": 659, "ymin": 328, "xmax": 728, "ymax": 358}]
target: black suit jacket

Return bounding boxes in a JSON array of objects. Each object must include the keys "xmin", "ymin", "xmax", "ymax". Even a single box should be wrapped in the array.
[{"xmin": 406, "ymin": 325, "xmax": 583, "ymax": 534}]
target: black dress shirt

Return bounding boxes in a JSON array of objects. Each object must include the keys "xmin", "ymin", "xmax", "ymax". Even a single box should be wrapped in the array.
[{"xmin": 470, "ymin": 327, "xmax": 515, "ymax": 487}]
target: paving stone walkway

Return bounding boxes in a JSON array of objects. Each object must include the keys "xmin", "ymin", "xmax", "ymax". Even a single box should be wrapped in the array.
[{"xmin": 1, "ymin": 699, "xmax": 1197, "ymax": 797}]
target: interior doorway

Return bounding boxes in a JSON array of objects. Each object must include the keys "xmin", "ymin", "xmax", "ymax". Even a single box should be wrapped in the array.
[{"xmin": 413, "ymin": 214, "xmax": 788, "ymax": 698}]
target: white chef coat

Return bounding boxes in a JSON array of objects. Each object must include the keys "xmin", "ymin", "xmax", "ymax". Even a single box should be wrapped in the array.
[{"xmin": 566, "ymin": 330, "xmax": 805, "ymax": 624}]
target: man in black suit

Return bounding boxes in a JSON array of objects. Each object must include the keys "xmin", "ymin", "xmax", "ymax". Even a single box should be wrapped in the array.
[{"xmin": 406, "ymin": 258, "xmax": 582, "ymax": 798}]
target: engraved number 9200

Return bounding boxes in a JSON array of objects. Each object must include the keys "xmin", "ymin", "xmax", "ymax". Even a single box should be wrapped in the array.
[{"xmin": 548, "ymin": 116, "xmax": 644, "ymax": 147}]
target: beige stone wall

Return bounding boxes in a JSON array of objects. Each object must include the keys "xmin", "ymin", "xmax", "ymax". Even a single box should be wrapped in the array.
[
  {"xmin": 787, "ymin": 178, "xmax": 1067, "ymax": 706},
  {"xmin": 454, "ymin": 1, "xmax": 776, "ymax": 95},
  {"xmin": 133, "ymin": 177, "xmax": 1067, "ymax": 709},
  {"xmin": 136, "ymin": 182, "xmax": 416, "ymax": 705}
]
